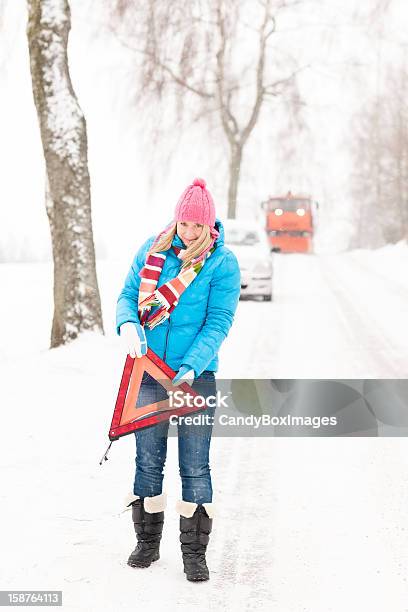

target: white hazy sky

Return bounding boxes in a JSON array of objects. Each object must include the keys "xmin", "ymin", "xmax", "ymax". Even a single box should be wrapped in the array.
[{"xmin": 0, "ymin": 0, "xmax": 406, "ymax": 260}]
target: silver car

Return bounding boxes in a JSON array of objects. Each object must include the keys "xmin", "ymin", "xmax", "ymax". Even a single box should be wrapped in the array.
[{"xmin": 223, "ymin": 219, "xmax": 274, "ymax": 301}]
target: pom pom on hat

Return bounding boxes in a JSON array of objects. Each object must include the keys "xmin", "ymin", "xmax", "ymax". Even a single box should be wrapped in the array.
[{"xmin": 193, "ymin": 178, "xmax": 206, "ymax": 189}]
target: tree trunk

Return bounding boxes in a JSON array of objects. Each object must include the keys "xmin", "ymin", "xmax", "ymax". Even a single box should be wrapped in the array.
[
  {"xmin": 227, "ymin": 144, "xmax": 243, "ymax": 219},
  {"xmin": 27, "ymin": 0, "xmax": 104, "ymax": 347}
]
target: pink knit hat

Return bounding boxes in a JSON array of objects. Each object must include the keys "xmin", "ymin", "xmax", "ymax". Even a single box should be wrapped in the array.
[{"xmin": 174, "ymin": 178, "xmax": 216, "ymax": 227}]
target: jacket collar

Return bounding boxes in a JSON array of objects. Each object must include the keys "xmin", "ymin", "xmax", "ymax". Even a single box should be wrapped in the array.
[{"xmin": 172, "ymin": 233, "xmax": 187, "ymax": 249}]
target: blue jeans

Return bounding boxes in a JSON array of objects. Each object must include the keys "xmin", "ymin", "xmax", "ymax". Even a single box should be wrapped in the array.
[{"xmin": 133, "ymin": 370, "xmax": 217, "ymax": 504}]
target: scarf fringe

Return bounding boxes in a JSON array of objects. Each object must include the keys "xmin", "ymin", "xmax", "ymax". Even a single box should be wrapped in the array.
[
  {"xmin": 145, "ymin": 305, "xmax": 171, "ymax": 330},
  {"xmin": 139, "ymin": 292, "xmax": 162, "ymax": 311}
]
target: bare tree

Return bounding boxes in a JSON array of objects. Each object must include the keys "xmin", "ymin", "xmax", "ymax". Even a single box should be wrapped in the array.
[
  {"xmin": 27, "ymin": 0, "xmax": 104, "ymax": 347},
  {"xmin": 349, "ymin": 105, "xmax": 386, "ymax": 249},
  {"xmin": 110, "ymin": 0, "xmax": 307, "ymax": 218},
  {"xmin": 350, "ymin": 63, "xmax": 408, "ymax": 248},
  {"xmin": 349, "ymin": 0, "xmax": 408, "ymax": 248},
  {"xmin": 381, "ymin": 66, "xmax": 408, "ymax": 240}
]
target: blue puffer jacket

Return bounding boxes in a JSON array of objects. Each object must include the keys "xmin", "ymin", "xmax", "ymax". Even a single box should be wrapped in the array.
[{"xmin": 116, "ymin": 218, "xmax": 241, "ymax": 377}]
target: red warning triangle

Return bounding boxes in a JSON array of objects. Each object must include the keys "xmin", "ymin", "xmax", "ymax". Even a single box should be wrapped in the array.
[{"xmin": 109, "ymin": 348, "xmax": 202, "ymax": 440}]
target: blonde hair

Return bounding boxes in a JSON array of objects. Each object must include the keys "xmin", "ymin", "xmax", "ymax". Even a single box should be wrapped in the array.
[{"xmin": 147, "ymin": 222, "xmax": 213, "ymax": 268}]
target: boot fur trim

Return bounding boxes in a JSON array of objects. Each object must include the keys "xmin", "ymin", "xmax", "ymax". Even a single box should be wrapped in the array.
[
  {"xmin": 176, "ymin": 500, "xmax": 216, "ymax": 519},
  {"xmin": 144, "ymin": 492, "xmax": 167, "ymax": 514},
  {"xmin": 124, "ymin": 493, "xmax": 139, "ymax": 509},
  {"xmin": 202, "ymin": 502, "xmax": 216, "ymax": 519},
  {"xmin": 124, "ymin": 492, "xmax": 167, "ymax": 513}
]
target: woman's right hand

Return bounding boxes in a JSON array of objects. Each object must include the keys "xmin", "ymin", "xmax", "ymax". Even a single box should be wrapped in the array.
[{"xmin": 120, "ymin": 322, "xmax": 147, "ymax": 358}]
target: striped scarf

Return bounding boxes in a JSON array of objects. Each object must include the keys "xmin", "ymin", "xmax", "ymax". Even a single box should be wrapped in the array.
[{"xmin": 138, "ymin": 245, "xmax": 215, "ymax": 330}]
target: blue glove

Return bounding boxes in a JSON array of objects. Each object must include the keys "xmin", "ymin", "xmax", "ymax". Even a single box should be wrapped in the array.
[
  {"xmin": 172, "ymin": 364, "xmax": 195, "ymax": 386},
  {"xmin": 120, "ymin": 322, "xmax": 147, "ymax": 358}
]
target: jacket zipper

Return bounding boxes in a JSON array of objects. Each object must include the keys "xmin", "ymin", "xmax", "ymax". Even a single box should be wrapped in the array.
[
  {"xmin": 163, "ymin": 256, "xmax": 178, "ymax": 363},
  {"xmin": 163, "ymin": 320, "xmax": 171, "ymax": 362}
]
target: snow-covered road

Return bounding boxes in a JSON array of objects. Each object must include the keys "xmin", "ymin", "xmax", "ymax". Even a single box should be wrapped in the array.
[{"xmin": 1, "ymin": 244, "xmax": 408, "ymax": 611}]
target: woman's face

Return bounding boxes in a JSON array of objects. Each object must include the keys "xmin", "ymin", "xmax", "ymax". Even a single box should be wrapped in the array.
[{"xmin": 177, "ymin": 221, "xmax": 203, "ymax": 246}]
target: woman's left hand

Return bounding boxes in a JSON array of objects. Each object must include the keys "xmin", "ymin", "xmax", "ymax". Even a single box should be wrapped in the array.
[{"xmin": 172, "ymin": 365, "xmax": 195, "ymax": 386}]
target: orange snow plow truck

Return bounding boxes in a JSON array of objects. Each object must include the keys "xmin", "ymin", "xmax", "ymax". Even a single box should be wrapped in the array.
[{"xmin": 261, "ymin": 192, "xmax": 319, "ymax": 253}]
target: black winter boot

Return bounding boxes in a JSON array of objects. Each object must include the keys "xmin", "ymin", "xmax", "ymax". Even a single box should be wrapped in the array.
[
  {"xmin": 127, "ymin": 494, "xmax": 166, "ymax": 568},
  {"xmin": 177, "ymin": 501, "xmax": 214, "ymax": 582}
]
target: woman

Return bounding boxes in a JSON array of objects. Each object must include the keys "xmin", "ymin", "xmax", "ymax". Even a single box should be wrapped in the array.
[{"xmin": 116, "ymin": 178, "xmax": 240, "ymax": 581}]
